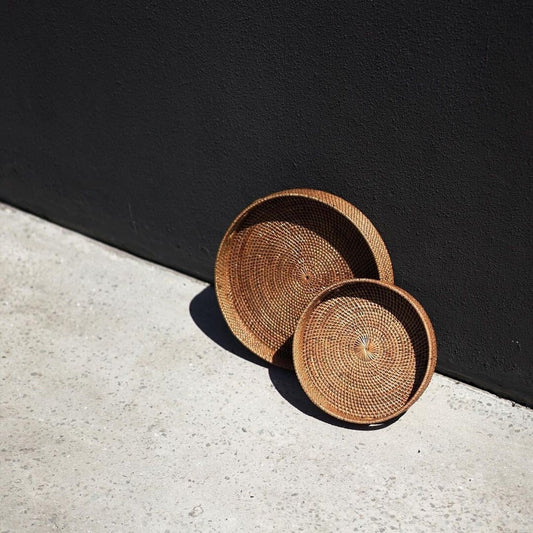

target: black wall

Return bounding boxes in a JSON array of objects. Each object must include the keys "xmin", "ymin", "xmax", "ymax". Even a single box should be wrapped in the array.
[{"xmin": 1, "ymin": 2, "xmax": 531, "ymax": 405}]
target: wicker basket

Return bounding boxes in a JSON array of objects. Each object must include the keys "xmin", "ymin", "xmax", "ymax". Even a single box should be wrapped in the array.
[
  {"xmin": 215, "ymin": 189, "xmax": 394, "ymax": 369},
  {"xmin": 293, "ymin": 279, "xmax": 437, "ymax": 424}
]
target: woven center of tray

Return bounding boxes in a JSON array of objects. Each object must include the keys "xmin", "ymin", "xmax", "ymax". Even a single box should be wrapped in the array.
[
  {"xmin": 227, "ymin": 196, "xmax": 381, "ymax": 367},
  {"xmin": 353, "ymin": 336, "xmax": 379, "ymax": 362}
]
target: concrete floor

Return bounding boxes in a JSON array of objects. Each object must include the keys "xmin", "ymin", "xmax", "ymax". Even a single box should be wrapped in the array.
[{"xmin": 0, "ymin": 203, "xmax": 532, "ymax": 533}]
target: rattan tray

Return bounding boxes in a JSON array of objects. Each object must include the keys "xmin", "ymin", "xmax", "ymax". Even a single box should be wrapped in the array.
[
  {"xmin": 215, "ymin": 189, "xmax": 394, "ymax": 369},
  {"xmin": 293, "ymin": 279, "xmax": 437, "ymax": 424}
]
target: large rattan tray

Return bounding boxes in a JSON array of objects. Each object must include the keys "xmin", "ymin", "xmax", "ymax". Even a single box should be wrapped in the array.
[
  {"xmin": 215, "ymin": 189, "xmax": 394, "ymax": 369},
  {"xmin": 293, "ymin": 279, "xmax": 437, "ymax": 424}
]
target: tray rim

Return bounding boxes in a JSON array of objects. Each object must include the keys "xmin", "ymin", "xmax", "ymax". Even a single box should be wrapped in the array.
[{"xmin": 293, "ymin": 278, "xmax": 437, "ymax": 424}]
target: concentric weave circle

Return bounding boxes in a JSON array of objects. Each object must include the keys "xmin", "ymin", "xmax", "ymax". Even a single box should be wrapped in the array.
[
  {"xmin": 293, "ymin": 279, "xmax": 437, "ymax": 424},
  {"xmin": 215, "ymin": 189, "xmax": 394, "ymax": 369}
]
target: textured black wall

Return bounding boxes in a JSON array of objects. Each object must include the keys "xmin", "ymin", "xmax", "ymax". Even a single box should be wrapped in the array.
[{"xmin": 1, "ymin": 2, "xmax": 531, "ymax": 405}]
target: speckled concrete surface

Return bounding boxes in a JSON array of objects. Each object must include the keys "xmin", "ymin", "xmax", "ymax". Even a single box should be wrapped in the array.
[{"xmin": 1, "ymin": 204, "xmax": 532, "ymax": 533}]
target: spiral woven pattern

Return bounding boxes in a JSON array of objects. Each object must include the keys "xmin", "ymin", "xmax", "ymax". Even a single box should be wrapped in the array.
[
  {"xmin": 215, "ymin": 189, "xmax": 394, "ymax": 368},
  {"xmin": 293, "ymin": 279, "xmax": 437, "ymax": 423}
]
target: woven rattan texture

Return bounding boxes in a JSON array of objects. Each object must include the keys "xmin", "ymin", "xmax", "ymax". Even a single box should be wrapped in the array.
[
  {"xmin": 293, "ymin": 279, "xmax": 437, "ymax": 424},
  {"xmin": 215, "ymin": 189, "xmax": 394, "ymax": 369}
]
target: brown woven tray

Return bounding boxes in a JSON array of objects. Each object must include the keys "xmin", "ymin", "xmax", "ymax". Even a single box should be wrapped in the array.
[
  {"xmin": 293, "ymin": 279, "xmax": 437, "ymax": 424},
  {"xmin": 215, "ymin": 189, "xmax": 394, "ymax": 369}
]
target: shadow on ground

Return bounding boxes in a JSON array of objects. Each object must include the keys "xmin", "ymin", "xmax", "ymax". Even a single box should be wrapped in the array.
[
  {"xmin": 189, "ymin": 285, "xmax": 269, "ymax": 368},
  {"xmin": 189, "ymin": 285, "xmax": 400, "ymax": 430},
  {"xmin": 268, "ymin": 366, "xmax": 401, "ymax": 430}
]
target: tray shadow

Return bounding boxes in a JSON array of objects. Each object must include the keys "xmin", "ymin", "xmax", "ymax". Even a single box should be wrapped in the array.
[
  {"xmin": 189, "ymin": 285, "xmax": 402, "ymax": 430},
  {"xmin": 269, "ymin": 366, "xmax": 403, "ymax": 430},
  {"xmin": 189, "ymin": 285, "xmax": 269, "ymax": 368}
]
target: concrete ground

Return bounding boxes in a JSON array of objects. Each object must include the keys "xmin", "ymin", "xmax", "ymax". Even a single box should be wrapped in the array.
[{"xmin": 0, "ymin": 203, "xmax": 531, "ymax": 533}]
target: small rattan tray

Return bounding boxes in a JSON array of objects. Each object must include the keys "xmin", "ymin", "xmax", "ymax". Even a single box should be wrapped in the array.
[
  {"xmin": 293, "ymin": 279, "xmax": 437, "ymax": 424},
  {"xmin": 215, "ymin": 189, "xmax": 394, "ymax": 369}
]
